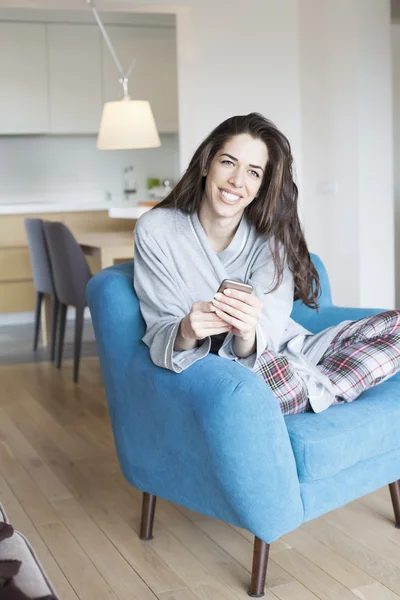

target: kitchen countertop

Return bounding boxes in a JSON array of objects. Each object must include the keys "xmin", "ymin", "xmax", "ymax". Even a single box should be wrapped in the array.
[
  {"xmin": 0, "ymin": 201, "xmax": 113, "ymax": 215},
  {"xmin": 0, "ymin": 191, "xmax": 142, "ymax": 216},
  {"xmin": 108, "ymin": 206, "xmax": 153, "ymax": 219},
  {"xmin": 0, "ymin": 192, "xmax": 158, "ymax": 217}
]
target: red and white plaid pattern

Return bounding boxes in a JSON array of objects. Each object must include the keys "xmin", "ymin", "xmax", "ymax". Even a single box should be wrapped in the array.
[
  {"xmin": 254, "ymin": 352, "xmax": 310, "ymax": 415},
  {"xmin": 254, "ymin": 310, "xmax": 400, "ymax": 416}
]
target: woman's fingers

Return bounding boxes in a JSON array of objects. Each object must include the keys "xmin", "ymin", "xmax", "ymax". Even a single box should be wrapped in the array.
[
  {"xmin": 193, "ymin": 301, "xmax": 216, "ymax": 313},
  {"xmin": 196, "ymin": 312, "xmax": 223, "ymax": 321},
  {"xmin": 214, "ymin": 309, "xmax": 249, "ymax": 332},
  {"xmin": 212, "ymin": 298, "xmax": 255, "ymax": 324},
  {"xmin": 221, "ymin": 288, "xmax": 260, "ymax": 307}
]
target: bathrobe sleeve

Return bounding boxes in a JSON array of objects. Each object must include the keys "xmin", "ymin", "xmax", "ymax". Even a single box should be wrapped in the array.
[
  {"xmin": 133, "ymin": 226, "xmax": 211, "ymax": 372},
  {"xmin": 218, "ymin": 241, "xmax": 294, "ymax": 370}
]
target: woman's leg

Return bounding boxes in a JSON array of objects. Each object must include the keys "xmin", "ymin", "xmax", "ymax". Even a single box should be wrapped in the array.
[
  {"xmin": 254, "ymin": 351, "xmax": 310, "ymax": 415},
  {"xmin": 317, "ymin": 310, "xmax": 400, "ymax": 403}
]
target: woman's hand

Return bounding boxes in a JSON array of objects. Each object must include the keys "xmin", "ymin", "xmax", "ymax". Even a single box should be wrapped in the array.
[
  {"xmin": 211, "ymin": 288, "xmax": 263, "ymax": 340},
  {"xmin": 174, "ymin": 301, "xmax": 232, "ymax": 351},
  {"xmin": 182, "ymin": 301, "xmax": 233, "ymax": 339}
]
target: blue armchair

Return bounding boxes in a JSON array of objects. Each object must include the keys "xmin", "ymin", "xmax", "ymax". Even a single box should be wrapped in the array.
[{"xmin": 86, "ymin": 254, "xmax": 400, "ymax": 598}]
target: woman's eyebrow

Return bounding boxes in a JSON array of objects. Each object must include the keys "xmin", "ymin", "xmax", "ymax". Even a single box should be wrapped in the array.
[{"xmin": 220, "ymin": 153, "xmax": 264, "ymax": 173}]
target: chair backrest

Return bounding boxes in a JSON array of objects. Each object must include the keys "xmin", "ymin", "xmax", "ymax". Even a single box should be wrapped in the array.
[
  {"xmin": 43, "ymin": 221, "xmax": 92, "ymax": 308},
  {"xmin": 24, "ymin": 218, "xmax": 54, "ymax": 294}
]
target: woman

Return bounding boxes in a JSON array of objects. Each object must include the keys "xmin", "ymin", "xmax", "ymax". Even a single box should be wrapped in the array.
[{"xmin": 133, "ymin": 112, "xmax": 400, "ymax": 415}]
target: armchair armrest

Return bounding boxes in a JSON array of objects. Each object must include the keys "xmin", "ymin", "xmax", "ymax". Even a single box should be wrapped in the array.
[
  {"xmin": 294, "ymin": 305, "xmax": 386, "ymax": 334},
  {"xmin": 114, "ymin": 349, "xmax": 303, "ymax": 543}
]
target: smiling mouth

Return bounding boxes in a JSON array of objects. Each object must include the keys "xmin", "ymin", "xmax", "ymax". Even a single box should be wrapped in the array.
[{"xmin": 219, "ymin": 189, "xmax": 242, "ymax": 203}]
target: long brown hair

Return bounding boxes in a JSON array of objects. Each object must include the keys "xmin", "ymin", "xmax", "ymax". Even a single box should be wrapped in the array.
[{"xmin": 156, "ymin": 112, "xmax": 320, "ymax": 309}]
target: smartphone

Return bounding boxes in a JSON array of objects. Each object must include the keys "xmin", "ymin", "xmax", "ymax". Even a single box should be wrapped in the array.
[{"xmin": 217, "ymin": 279, "xmax": 253, "ymax": 294}]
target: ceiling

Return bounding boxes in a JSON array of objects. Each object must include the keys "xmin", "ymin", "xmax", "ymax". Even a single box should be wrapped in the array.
[
  {"xmin": 0, "ymin": 0, "xmax": 176, "ymax": 12},
  {"xmin": 0, "ymin": 0, "xmax": 399, "ymax": 20}
]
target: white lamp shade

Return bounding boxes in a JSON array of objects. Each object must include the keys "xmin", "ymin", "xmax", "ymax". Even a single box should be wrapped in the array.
[{"xmin": 97, "ymin": 99, "xmax": 161, "ymax": 150}]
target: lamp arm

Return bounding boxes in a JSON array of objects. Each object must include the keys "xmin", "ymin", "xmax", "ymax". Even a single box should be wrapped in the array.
[
  {"xmin": 125, "ymin": 57, "xmax": 137, "ymax": 80},
  {"xmin": 87, "ymin": 0, "xmax": 138, "ymax": 94}
]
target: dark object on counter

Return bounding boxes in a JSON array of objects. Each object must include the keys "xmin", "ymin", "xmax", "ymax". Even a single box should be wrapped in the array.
[
  {"xmin": 24, "ymin": 218, "xmax": 59, "ymax": 361},
  {"xmin": 43, "ymin": 222, "xmax": 92, "ymax": 383}
]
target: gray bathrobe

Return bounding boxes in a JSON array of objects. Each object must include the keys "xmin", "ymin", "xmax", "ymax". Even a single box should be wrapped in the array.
[{"xmin": 133, "ymin": 207, "xmax": 351, "ymax": 412}]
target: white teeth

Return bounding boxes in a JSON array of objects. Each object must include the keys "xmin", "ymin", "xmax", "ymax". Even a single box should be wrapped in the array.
[{"xmin": 221, "ymin": 190, "xmax": 240, "ymax": 201}]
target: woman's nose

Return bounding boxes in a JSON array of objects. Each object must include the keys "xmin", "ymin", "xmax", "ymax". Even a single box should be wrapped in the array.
[{"xmin": 228, "ymin": 167, "xmax": 244, "ymax": 188}]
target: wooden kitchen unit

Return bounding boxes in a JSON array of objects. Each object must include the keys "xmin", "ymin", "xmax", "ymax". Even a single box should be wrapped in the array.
[{"xmin": 0, "ymin": 210, "xmax": 135, "ymax": 314}]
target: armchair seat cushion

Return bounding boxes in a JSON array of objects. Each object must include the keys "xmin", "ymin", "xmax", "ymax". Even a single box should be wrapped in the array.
[{"xmin": 285, "ymin": 374, "xmax": 400, "ymax": 482}]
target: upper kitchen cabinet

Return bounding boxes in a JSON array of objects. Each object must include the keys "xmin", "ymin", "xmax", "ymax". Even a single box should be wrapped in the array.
[
  {"xmin": 47, "ymin": 24, "xmax": 103, "ymax": 134},
  {"xmin": 0, "ymin": 23, "xmax": 48, "ymax": 134},
  {"xmin": 102, "ymin": 26, "xmax": 178, "ymax": 133}
]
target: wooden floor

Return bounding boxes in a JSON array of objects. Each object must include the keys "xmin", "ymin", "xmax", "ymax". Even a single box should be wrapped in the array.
[{"xmin": 1, "ymin": 358, "xmax": 400, "ymax": 600}]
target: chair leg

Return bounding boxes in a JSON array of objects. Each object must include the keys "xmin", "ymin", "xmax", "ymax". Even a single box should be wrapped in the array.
[
  {"xmin": 49, "ymin": 295, "xmax": 59, "ymax": 362},
  {"xmin": 73, "ymin": 307, "xmax": 84, "ymax": 383},
  {"xmin": 389, "ymin": 480, "xmax": 400, "ymax": 528},
  {"xmin": 57, "ymin": 303, "xmax": 67, "ymax": 369},
  {"xmin": 248, "ymin": 536, "xmax": 270, "ymax": 598},
  {"xmin": 140, "ymin": 492, "xmax": 157, "ymax": 540},
  {"xmin": 33, "ymin": 291, "xmax": 43, "ymax": 351}
]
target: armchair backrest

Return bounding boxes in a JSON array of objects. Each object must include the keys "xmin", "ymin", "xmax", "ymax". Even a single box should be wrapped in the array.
[
  {"xmin": 86, "ymin": 261, "xmax": 144, "ymax": 415},
  {"xmin": 291, "ymin": 252, "xmax": 333, "ymax": 324}
]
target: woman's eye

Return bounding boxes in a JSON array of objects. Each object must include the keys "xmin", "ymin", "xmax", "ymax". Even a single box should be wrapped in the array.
[
  {"xmin": 221, "ymin": 160, "xmax": 234, "ymax": 166},
  {"xmin": 249, "ymin": 170, "xmax": 260, "ymax": 178}
]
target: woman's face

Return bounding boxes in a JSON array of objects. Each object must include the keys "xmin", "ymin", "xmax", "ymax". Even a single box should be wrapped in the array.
[{"xmin": 202, "ymin": 133, "xmax": 269, "ymax": 221}]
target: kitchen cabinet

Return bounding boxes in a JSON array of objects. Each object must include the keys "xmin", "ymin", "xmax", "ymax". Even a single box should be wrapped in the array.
[
  {"xmin": 0, "ymin": 23, "xmax": 48, "ymax": 134},
  {"xmin": 0, "ymin": 18, "xmax": 178, "ymax": 135},
  {"xmin": 47, "ymin": 24, "xmax": 103, "ymax": 134},
  {"xmin": 102, "ymin": 25, "xmax": 178, "ymax": 133}
]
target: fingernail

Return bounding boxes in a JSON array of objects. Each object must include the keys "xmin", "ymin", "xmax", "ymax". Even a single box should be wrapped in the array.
[
  {"xmin": 215, "ymin": 293, "xmax": 223, "ymax": 300},
  {"xmin": 224, "ymin": 289, "xmax": 231, "ymax": 295},
  {"xmin": 212, "ymin": 299, "xmax": 220, "ymax": 306}
]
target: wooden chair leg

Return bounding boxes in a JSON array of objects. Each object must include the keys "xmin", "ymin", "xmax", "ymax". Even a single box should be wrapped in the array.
[
  {"xmin": 389, "ymin": 480, "xmax": 400, "ymax": 528},
  {"xmin": 140, "ymin": 492, "xmax": 157, "ymax": 541},
  {"xmin": 57, "ymin": 303, "xmax": 67, "ymax": 369},
  {"xmin": 49, "ymin": 295, "xmax": 59, "ymax": 362},
  {"xmin": 73, "ymin": 307, "xmax": 84, "ymax": 383},
  {"xmin": 33, "ymin": 291, "xmax": 43, "ymax": 351},
  {"xmin": 248, "ymin": 536, "xmax": 270, "ymax": 598}
]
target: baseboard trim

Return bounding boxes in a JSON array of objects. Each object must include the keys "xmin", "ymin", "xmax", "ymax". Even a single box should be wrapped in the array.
[{"xmin": 0, "ymin": 307, "xmax": 91, "ymax": 326}]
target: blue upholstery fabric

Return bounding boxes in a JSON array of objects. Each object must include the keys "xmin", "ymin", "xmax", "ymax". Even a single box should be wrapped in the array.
[
  {"xmin": 286, "ymin": 381, "xmax": 400, "ymax": 482},
  {"xmin": 300, "ymin": 446, "xmax": 400, "ymax": 522},
  {"xmin": 87, "ymin": 255, "xmax": 400, "ymax": 544},
  {"xmin": 87, "ymin": 262, "xmax": 304, "ymax": 544}
]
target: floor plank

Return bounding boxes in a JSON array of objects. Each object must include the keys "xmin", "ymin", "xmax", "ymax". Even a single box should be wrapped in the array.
[
  {"xmin": 353, "ymin": 582, "xmax": 400, "ymax": 599},
  {"xmin": 271, "ymin": 581, "xmax": 321, "ymax": 600}
]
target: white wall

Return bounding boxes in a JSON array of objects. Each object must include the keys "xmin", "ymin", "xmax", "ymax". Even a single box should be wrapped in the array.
[
  {"xmin": 0, "ymin": 134, "xmax": 179, "ymax": 204},
  {"xmin": 393, "ymin": 23, "xmax": 400, "ymax": 307},
  {"xmin": 300, "ymin": 0, "xmax": 394, "ymax": 308},
  {"xmin": 174, "ymin": 0, "xmax": 302, "ymax": 184}
]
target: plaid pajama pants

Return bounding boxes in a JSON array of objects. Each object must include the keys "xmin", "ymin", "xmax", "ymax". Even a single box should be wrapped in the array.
[{"xmin": 254, "ymin": 310, "xmax": 400, "ymax": 416}]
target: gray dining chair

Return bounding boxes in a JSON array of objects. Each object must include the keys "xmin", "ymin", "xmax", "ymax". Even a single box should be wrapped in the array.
[
  {"xmin": 43, "ymin": 221, "xmax": 92, "ymax": 383},
  {"xmin": 24, "ymin": 218, "xmax": 59, "ymax": 361}
]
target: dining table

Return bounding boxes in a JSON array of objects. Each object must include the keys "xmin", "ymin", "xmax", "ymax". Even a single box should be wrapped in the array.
[{"xmin": 77, "ymin": 230, "xmax": 135, "ymax": 271}]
